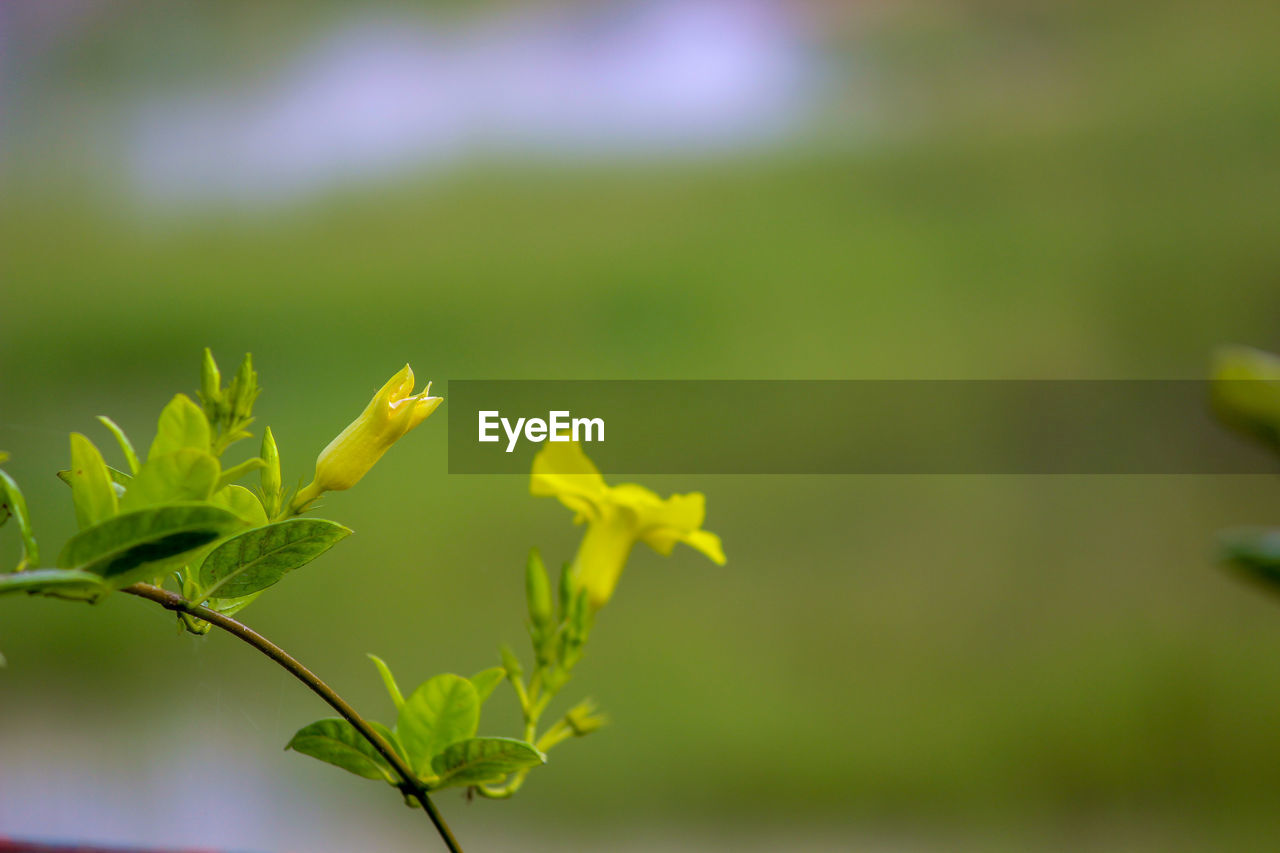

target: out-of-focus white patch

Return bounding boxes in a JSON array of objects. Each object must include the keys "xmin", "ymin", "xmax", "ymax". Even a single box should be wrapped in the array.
[{"xmin": 130, "ymin": 0, "xmax": 815, "ymax": 206}]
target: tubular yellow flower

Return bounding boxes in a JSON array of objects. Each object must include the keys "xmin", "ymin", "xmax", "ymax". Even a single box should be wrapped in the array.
[
  {"xmin": 531, "ymin": 441, "xmax": 725, "ymax": 608},
  {"xmin": 293, "ymin": 365, "xmax": 441, "ymax": 510}
]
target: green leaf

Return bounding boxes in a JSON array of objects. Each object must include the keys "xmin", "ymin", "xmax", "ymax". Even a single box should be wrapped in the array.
[
  {"xmin": 148, "ymin": 394, "xmax": 211, "ymax": 460},
  {"xmin": 1221, "ymin": 527, "xmax": 1280, "ymax": 588},
  {"xmin": 205, "ymin": 590, "xmax": 263, "ymax": 618},
  {"xmin": 119, "ymin": 449, "xmax": 220, "ymax": 511},
  {"xmin": 470, "ymin": 667, "xmax": 506, "ymax": 704},
  {"xmin": 0, "ymin": 568, "xmax": 105, "ymax": 597},
  {"xmin": 286, "ymin": 718, "xmax": 396, "ymax": 783},
  {"xmin": 216, "ymin": 457, "xmax": 266, "ymax": 491},
  {"xmin": 397, "ymin": 674, "xmax": 479, "ymax": 778},
  {"xmin": 68, "ymin": 433, "xmax": 119, "ymax": 528},
  {"xmin": 57, "ymin": 503, "xmax": 242, "ymax": 587},
  {"xmin": 368, "ymin": 720, "xmax": 411, "ymax": 770},
  {"xmin": 210, "ymin": 485, "xmax": 269, "ymax": 527},
  {"xmin": 429, "ymin": 737, "xmax": 545, "ymax": 790},
  {"xmin": 197, "ymin": 518, "xmax": 351, "ymax": 600},
  {"xmin": 58, "ymin": 465, "xmax": 131, "ymax": 488},
  {"xmin": 0, "ymin": 468, "xmax": 39, "ymax": 567},
  {"xmin": 369, "ymin": 654, "xmax": 406, "ymax": 710},
  {"xmin": 97, "ymin": 416, "xmax": 141, "ymax": 475}
]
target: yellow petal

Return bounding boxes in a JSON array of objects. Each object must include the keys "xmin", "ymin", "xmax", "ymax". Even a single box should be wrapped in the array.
[
  {"xmin": 681, "ymin": 529, "xmax": 726, "ymax": 565},
  {"xmin": 620, "ymin": 488, "xmax": 702, "ymax": 533},
  {"xmin": 531, "ymin": 441, "xmax": 607, "ymax": 519},
  {"xmin": 381, "ymin": 364, "xmax": 416, "ymax": 402}
]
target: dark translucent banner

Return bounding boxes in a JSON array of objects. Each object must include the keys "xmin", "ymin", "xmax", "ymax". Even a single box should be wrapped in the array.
[{"xmin": 445, "ymin": 381, "xmax": 1278, "ymax": 474}]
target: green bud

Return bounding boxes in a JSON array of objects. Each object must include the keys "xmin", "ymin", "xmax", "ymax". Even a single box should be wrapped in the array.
[
  {"xmin": 200, "ymin": 348, "xmax": 223, "ymax": 418},
  {"xmin": 229, "ymin": 353, "xmax": 259, "ymax": 424},
  {"xmin": 260, "ymin": 427, "xmax": 282, "ymax": 517},
  {"xmin": 558, "ymin": 561, "xmax": 575, "ymax": 620},
  {"xmin": 564, "ymin": 698, "xmax": 607, "ymax": 737},
  {"xmin": 500, "ymin": 644, "xmax": 524, "ymax": 682},
  {"xmin": 568, "ymin": 588, "xmax": 592, "ymax": 645},
  {"xmin": 558, "ymin": 587, "xmax": 593, "ymax": 671},
  {"xmin": 526, "ymin": 549, "xmax": 554, "ymax": 633}
]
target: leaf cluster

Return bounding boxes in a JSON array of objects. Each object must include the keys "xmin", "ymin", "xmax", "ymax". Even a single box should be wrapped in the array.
[
  {"xmin": 288, "ymin": 660, "xmax": 544, "ymax": 793},
  {"xmin": 0, "ymin": 351, "xmax": 346, "ymax": 628}
]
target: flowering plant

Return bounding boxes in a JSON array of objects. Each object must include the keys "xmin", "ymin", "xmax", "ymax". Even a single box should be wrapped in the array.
[{"xmin": 0, "ymin": 350, "xmax": 724, "ymax": 852}]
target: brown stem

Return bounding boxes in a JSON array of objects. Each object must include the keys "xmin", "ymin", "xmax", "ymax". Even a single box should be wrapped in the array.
[{"xmin": 122, "ymin": 583, "xmax": 463, "ymax": 853}]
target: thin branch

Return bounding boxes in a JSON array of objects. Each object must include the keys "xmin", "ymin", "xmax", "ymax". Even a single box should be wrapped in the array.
[{"xmin": 122, "ymin": 583, "xmax": 463, "ymax": 853}]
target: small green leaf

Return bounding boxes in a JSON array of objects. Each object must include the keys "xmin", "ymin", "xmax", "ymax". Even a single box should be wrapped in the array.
[
  {"xmin": 57, "ymin": 503, "xmax": 242, "ymax": 587},
  {"xmin": 0, "ymin": 568, "xmax": 105, "ymax": 597},
  {"xmin": 470, "ymin": 667, "xmax": 506, "ymax": 704},
  {"xmin": 216, "ymin": 457, "xmax": 266, "ymax": 491},
  {"xmin": 210, "ymin": 485, "xmax": 269, "ymax": 527},
  {"xmin": 97, "ymin": 416, "xmax": 141, "ymax": 474},
  {"xmin": 69, "ymin": 433, "xmax": 119, "ymax": 529},
  {"xmin": 397, "ymin": 674, "xmax": 480, "ymax": 778},
  {"xmin": 205, "ymin": 589, "xmax": 263, "ymax": 618},
  {"xmin": 197, "ymin": 518, "xmax": 351, "ymax": 600},
  {"xmin": 58, "ymin": 465, "xmax": 132, "ymax": 488},
  {"xmin": 428, "ymin": 737, "xmax": 545, "ymax": 790},
  {"xmin": 1221, "ymin": 527, "xmax": 1280, "ymax": 588},
  {"xmin": 286, "ymin": 718, "xmax": 396, "ymax": 783},
  {"xmin": 149, "ymin": 394, "xmax": 211, "ymax": 460},
  {"xmin": 369, "ymin": 654, "xmax": 406, "ymax": 710},
  {"xmin": 0, "ymin": 468, "xmax": 39, "ymax": 567},
  {"xmin": 119, "ymin": 450, "xmax": 220, "ymax": 511},
  {"xmin": 369, "ymin": 719, "xmax": 411, "ymax": 770}
]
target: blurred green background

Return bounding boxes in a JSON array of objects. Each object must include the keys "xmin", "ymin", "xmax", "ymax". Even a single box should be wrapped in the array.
[{"xmin": 3, "ymin": 1, "xmax": 1280, "ymax": 850}]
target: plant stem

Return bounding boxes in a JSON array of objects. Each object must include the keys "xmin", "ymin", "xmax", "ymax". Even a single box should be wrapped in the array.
[{"xmin": 122, "ymin": 583, "xmax": 463, "ymax": 853}]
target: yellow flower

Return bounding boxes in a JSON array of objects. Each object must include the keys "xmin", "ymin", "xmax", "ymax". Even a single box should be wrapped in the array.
[
  {"xmin": 293, "ymin": 365, "xmax": 441, "ymax": 509},
  {"xmin": 531, "ymin": 441, "xmax": 725, "ymax": 608}
]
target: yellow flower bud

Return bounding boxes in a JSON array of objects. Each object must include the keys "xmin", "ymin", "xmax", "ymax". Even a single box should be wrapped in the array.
[{"xmin": 293, "ymin": 365, "xmax": 441, "ymax": 510}]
